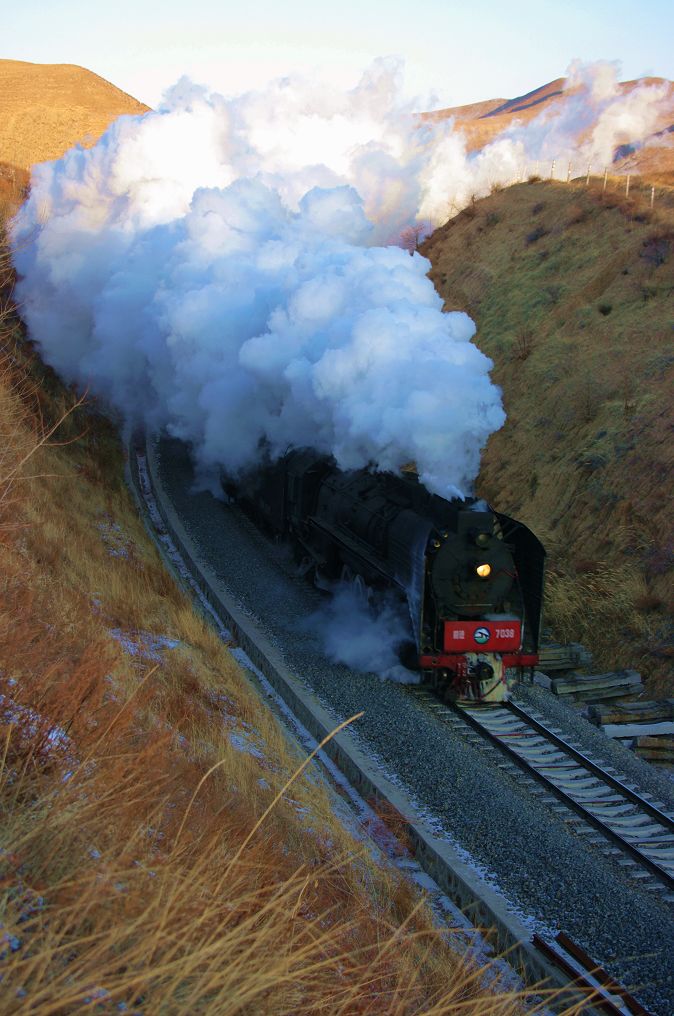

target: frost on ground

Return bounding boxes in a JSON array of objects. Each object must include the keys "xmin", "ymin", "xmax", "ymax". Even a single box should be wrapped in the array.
[
  {"xmin": 97, "ymin": 514, "xmax": 133, "ymax": 558},
  {"xmin": 108, "ymin": 623, "xmax": 269, "ymax": 764},
  {"xmin": 349, "ymin": 724, "xmax": 557, "ymax": 947},
  {"xmin": 0, "ymin": 692, "xmax": 71, "ymax": 762},
  {"xmin": 108, "ymin": 628, "xmax": 181, "ymax": 661}
]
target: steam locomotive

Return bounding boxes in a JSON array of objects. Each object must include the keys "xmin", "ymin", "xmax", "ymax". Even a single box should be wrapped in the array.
[{"xmin": 224, "ymin": 450, "xmax": 545, "ymax": 703}]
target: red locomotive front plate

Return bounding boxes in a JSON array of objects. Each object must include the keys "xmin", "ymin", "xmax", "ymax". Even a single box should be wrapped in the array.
[{"xmin": 443, "ymin": 620, "xmax": 522, "ymax": 652}]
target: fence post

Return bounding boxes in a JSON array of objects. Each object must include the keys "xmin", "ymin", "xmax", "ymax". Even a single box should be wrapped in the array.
[
  {"xmin": 586, "ymin": 164, "xmax": 591, "ymax": 186},
  {"xmin": 602, "ymin": 168, "xmax": 608, "ymax": 193},
  {"xmin": 651, "ymin": 186, "xmax": 655, "ymax": 209},
  {"xmin": 625, "ymin": 175, "xmax": 631, "ymax": 198}
]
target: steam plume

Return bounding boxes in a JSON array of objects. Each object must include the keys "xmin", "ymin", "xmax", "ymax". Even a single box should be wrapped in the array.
[
  {"xmin": 11, "ymin": 59, "xmax": 506, "ymax": 499},
  {"xmin": 419, "ymin": 61, "xmax": 672, "ymax": 219},
  {"xmin": 11, "ymin": 59, "xmax": 670, "ymax": 499}
]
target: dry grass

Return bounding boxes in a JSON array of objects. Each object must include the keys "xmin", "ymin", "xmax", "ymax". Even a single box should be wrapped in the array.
[
  {"xmin": 423, "ymin": 175, "xmax": 674, "ymax": 693},
  {"xmin": 0, "ymin": 194, "xmax": 557, "ymax": 1013},
  {"xmin": 0, "ymin": 60, "xmax": 149, "ymax": 171}
]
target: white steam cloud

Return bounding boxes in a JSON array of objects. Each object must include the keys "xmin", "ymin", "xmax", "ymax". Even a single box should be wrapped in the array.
[
  {"xmin": 419, "ymin": 61, "xmax": 672, "ymax": 218},
  {"xmin": 11, "ymin": 58, "xmax": 506, "ymax": 498},
  {"xmin": 11, "ymin": 58, "xmax": 670, "ymax": 499},
  {"xmin": 300, "ymin": 583, "xmax": 419, "ymax": 684}
]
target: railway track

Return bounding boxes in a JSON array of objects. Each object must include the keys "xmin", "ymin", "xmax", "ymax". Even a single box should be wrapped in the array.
[
  {"xmin": 129, "ymin": 435, "xmax": 671, "ymax": 1014},
  {"xmin": 411, "ymin": 688, "xmax": 674, "ymax": 901}
]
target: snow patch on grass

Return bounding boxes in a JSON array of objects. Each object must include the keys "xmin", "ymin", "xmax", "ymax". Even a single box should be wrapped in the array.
[
  {"xmin": 0, "ymin": 693, "xmax": 70, "ymax": 756},
  {"xmin": 229, "ymin": 730, "xmax": 266, "ymax": 760},
  {"xmin": 97, "ymin": 514, "xmax": 133, "ymax": 558},
  {"xmin": 108, "ymin": 629, "xmax": 180, "ymax": 661}
]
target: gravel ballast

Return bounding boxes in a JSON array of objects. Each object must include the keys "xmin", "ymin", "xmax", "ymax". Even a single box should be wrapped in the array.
[{"xmin": 156, "ymin": 436, "xmax": 674, "ymax": 1015}]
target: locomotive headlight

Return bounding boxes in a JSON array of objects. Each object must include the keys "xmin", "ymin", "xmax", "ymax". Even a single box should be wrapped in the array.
[
  {"xmin": 476, "ymin": 563, "xmax": 492, "ymax": 578},
  {"xmin": 475, "ymin": 532, "xmax": 490, "ymax": 548}
]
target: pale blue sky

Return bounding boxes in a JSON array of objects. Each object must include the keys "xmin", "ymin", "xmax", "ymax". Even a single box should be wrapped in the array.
[{"xmin": 8, "ymin": 0, "xmax": 674, "ymax": 109}]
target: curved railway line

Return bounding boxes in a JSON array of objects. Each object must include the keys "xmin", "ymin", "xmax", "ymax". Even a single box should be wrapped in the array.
[
  {"xmin": 410, "ymin": 690, "xmax": 674, "ymax": 901},
  {"xmin": 128, "ymin": 433, "xmax": 674, "ymax": 1016}
]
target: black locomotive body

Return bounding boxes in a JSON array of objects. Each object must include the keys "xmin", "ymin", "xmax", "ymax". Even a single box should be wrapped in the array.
[{"xmin": 224, "ymin": 450, "xmax": 545, "ymax": 703}]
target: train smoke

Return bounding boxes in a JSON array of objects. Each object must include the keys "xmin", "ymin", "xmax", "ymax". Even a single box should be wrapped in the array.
[
  {"xmin": 301, "ymin": 583, "xmax": 418, "ymax": 684},
  {"xmin": 11, "ymin": 59, "xmax": 506, "ymax": 499},
  {"xmin": 11, "ymin": 59, "xmax": 670, "ymax": 498},
  {"xmin": 419, "ymin": 61, "xmax": 671, "ymax": 218}
]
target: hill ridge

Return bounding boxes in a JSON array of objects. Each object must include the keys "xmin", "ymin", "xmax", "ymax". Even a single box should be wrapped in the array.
[{"xmin": 0, "ymin": 58, "xmax": 149, "ymax": 170}]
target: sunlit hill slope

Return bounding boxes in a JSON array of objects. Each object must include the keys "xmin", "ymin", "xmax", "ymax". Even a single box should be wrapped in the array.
[{"xmin": 0, "ymin": 59, "xmax": 149, "ymax": 171}]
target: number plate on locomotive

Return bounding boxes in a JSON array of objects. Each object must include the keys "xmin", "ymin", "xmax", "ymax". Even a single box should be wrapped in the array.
[{"xmin": 443, "ymin": 621, "xmax": 522, "ymax": 651}]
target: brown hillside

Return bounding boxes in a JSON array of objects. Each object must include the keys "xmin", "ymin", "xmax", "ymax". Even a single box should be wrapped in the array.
[
  {"xmin": 0, "ymin": 59, "xmax": 149, "ymax": 170},
  {"xmin": 423, "ymin": 76, "xmax": 674, "ymax": 178},
  {"xmin": 422, "ymin": 176, "xmax": 674, "ymax": 694}
]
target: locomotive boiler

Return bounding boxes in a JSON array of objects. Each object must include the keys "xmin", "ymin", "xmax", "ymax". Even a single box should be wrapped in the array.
[{"xmin": 224, "ymin": 449, "xmax": 545, "ymax": 703}]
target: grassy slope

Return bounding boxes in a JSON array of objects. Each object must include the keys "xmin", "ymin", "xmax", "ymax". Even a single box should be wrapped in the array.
[
  {"xmin": 0, "ymin": 180, "xmax": 529, "ymax": 1012},
  {"xmin": 422, "ymin": 176, "xmax": 674, "ymax": 694},
  {"xmin": 0, "ymin": 60, "xmax": 149, "ymax": 170}
]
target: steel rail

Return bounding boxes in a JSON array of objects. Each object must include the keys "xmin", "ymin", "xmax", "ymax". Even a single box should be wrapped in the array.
[
  {"xmin": 532, "ymin": 932, "xmax": 654, "ymax": 1016},
  {"xmin": 506, "ymin": 701, "xmax": 674, "ymax": 830},
  {"xmin": 448, "ymin": 702, "xmax": 674, "ymax": 893}
]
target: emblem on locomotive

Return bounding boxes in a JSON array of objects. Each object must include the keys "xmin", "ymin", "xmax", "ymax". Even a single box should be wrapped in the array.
[{"xmin": 474, "ymin": 627, "xmax": 490, "ymax": 644}]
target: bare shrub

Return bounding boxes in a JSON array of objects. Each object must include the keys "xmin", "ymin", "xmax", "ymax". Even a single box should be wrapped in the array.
[
  {"xmin": 576, "ymin": 379, "xmax": 602, "ymax": 423},
  {"xmin": 575, "ymin": 558, "xmax": 600, "ymax": 575},
  {"xmin": 544, "ymin": 284, "xmax": 562, "ymax": 305},
  {"xmin": 462, "ymin": 195, "xmax": 478, "ymax": 219},
  {"xmin": 567, "ymin": 202, "xmax": 589, "ymax": 225},
  {"xmin": 619, "ymin": 373, "xmax": 638, "ymax": 419},
  {"xmin": 514, "ymin": 326, "xmax": 535, "ymax": 360},
  {"xmin": 641, "ymin": 234, "xmax": 671, "ymax": 268},
  {"xmin": 399, "ymin": 223, "xmax": 425, "ymax": 255}
]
